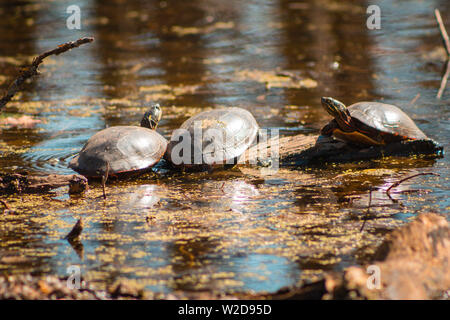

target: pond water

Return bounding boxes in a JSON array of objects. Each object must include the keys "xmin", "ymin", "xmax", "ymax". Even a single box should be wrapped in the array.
[{"xmin": 0, "ymin": 0, "xmax": 448, "ymax": 295}]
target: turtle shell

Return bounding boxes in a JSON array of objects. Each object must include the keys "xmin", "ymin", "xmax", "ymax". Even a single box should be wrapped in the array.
[
  {"xmin": 165, "ymin": 107, "xmax": 258, "ymax": 168},
  {"xmin": 69, "ymin": 126, "xmax": 167, "ymax": 177},
  {"xmin": 345, "ymin": 102, "xmax": 428, "ymax": 144}
]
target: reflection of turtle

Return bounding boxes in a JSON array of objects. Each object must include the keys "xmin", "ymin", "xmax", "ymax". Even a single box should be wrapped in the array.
[
  {"xmin": 69, "ymin": 104, "xmax": 167, "ymax": 178},
  {"xmin": 165, "ymin": 107, "xmax": 258, "ymax": 169},
  {"xmin": 320, "ymin": 97, "xmax": 428, "ymax": 146}
]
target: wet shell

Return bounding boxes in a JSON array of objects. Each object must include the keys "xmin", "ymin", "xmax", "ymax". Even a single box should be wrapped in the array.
[
  {"xmin": 166, "ymin": 107, "xmax": 258, "ymax": 169},
  {"xmin": 69, "ymin": 126, "xmax": 167, "ymax": 177}
]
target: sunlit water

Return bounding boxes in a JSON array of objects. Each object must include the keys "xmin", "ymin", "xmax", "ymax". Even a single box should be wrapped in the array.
[{"xmin": 0, "ymin": 0, "xmax": 448, "ymax": 295}]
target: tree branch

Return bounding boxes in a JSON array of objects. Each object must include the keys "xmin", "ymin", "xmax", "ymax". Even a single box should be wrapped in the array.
[{"xmin": 0, "ymin": 37, "xmax": 94, "ymax": 111}]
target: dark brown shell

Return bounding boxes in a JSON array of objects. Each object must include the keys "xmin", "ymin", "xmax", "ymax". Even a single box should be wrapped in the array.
[
  {"xmin": 348, "ymin": 102, "xmax": 428, "ymax": 141},
  {"xmin": 69, "ymin": 126, "xmax": 167, "ymax": 177}
]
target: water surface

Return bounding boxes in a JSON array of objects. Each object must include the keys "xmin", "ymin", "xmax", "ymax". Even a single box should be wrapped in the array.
[{"xmin": 0, "ymin": 0, "xmax": 448, "ymax": 295}]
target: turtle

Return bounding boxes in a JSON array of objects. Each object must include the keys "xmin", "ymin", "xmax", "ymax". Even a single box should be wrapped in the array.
[
  {"xmin": 69, "ymin": 104, "xmax": 167, "ymax": 178},
  {"xmin": 320, "ymin": 97, "xmax": 429, "ymax": 146},
  {"xmin": 165, "ymin": 107, "xmax": 259, "ymax": 170}
]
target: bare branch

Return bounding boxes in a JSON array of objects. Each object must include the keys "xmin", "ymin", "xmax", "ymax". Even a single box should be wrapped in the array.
[
  {"xmin": 0, "ymin": 37, "xmax": 94, "ymax": 111},
  {"xmin": 437, "ymin": 59, "xmax": 450, "ymax": 99},
  {"xmin": 435, "ymin": 9, "xmax": 450, "ymax": 56},
  {"xmin": 386, "ymin": 172, "xmax": 439, "ymax": 197}
]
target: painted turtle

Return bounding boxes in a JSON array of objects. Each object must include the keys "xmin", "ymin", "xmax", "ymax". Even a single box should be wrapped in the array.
[
  {"xmin": 165, "ymin": 107, "xmax": 259, "ymax": 169},
  {"xmin": 320, "ymin": 97, "xmax": 428, "ymax": 146},
  {"xmin": 69, "ymin": 104, "xmax": 167, "ymax": 178}
]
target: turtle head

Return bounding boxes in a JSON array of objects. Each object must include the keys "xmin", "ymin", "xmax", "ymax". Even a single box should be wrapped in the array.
[
  {"xmin": 321, "ymin": 97, "xmax": 353, "ymax": 131},
  {"xmin": 141, "ymin": 104, "xmax": 162, "ymax": 129}
]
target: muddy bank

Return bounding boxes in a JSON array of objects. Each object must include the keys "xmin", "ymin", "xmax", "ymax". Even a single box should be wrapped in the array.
[
  {"xmin": 1, "ymin": 212, "xmax": 447, "ymax": 300},
  {"xmin": 248, "ymin": 212, "xmax": 449, "ymax": 300},
  {"xmin": 0, "ymin": 274, "xmax": 151, "ymax": 300}
]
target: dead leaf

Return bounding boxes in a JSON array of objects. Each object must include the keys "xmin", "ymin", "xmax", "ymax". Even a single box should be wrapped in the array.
[{"xmin": 0, "ymin": 115, "xmax": 41, "ymax": 128}]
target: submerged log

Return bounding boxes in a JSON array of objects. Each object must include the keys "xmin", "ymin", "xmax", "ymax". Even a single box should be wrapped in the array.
[
  {"xmin": 4, "ymin": 135, "xmax": 442, "ymax": 191},
  {"xmin": 240, "ymin": 134, "xmax": 443, "ymax": 167},
  {"xmin": 0, "ymin": 173, "xmax": 88, "ymax": 194}
]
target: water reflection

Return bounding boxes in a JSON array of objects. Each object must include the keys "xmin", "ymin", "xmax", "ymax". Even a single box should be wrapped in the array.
[
  {"xmin": 222, "ymin": 253, "xmax": 300, "ymax": 293},
  {"xmin": 0, "ymin": 0, "xmax": 449, "ymax": 295}
]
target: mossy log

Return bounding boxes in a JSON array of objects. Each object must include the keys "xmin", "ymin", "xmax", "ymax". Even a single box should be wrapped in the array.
[
  {"xmin": 0, "ymin": 173, "xmax": 87, "ymax": 194},
  {"xmin": 240, "ymin": 134, "xmax": 444, "ymax": 167}
]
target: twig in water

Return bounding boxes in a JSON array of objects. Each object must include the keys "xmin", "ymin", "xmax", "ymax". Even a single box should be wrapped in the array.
[
  {"xmin": 1, "ymin": 199, "xmax": 11, "ymax": 214},
  {"xmin": 435, "ymin": 9, "xmax": 450, "ymax": 98},
  {"xmin": 0, "ymin": 37, "xmax": 94, "ymax": 112},
  {"xmin": 102, "ymin": 162, "xmax": 110, "ymax": 200},
  {"xmin": 65, "ymin": 218, "xmax": 84, "ymax": 259},
  {"xmin": 435, "ymin": 9, "xmax": 450, "ymax": 57},
  {"xmin": 437, "ymin": 59, "xmax": 450, "ymax": 99},
  {"xmin": 64, "ymin": 218, "xmax": 84, "ymax": 241},
  {"xmin": 386, "ymin": 172, "xmax": 439, "ymax": 197},
  {"xmin": 360, "ymin": 187, "xmax": 373, "ymax": 232},
  {"xmin": 408, "ymin": 93, "xmax": 420, "ymax": 106}
]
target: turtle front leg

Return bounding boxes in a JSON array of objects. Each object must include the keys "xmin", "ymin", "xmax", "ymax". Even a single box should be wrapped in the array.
[{"xmin": 320, "ymin": 120, "xmax": 338, "ymax": 136}]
